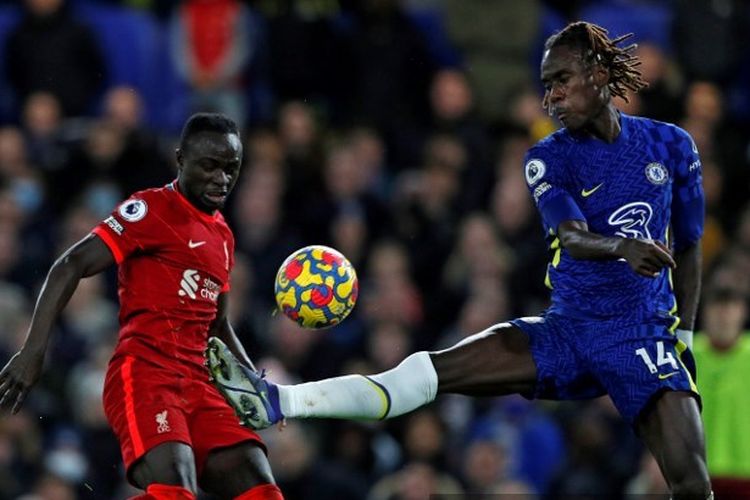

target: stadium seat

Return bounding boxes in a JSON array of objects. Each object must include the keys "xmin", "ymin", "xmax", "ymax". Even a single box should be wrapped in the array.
[
  {"xmin": 529, "ymin": 6, "xmax": 567, "ymax": 90},
  {"xmin": 405, "ymin": 6, "xmax": 462, "ymax": 68},
  {"xmin": 0, "ymin": 5, "xmax": 20, "ymax": 122},
  {"xmin": 578, "ymin": 1, "xmax": 674, "ymax": 52},
  {"xmin": 74, "ymin": 3, "xmax": 170, "ymax": 129}
]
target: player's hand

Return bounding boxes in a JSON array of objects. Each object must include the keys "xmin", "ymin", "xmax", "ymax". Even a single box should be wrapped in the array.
[
  {"xmin": 618, "ymin": 238, "xmax": 676, "ymax": 278},
  {"xmin": 0, "ymin": 348, "xmax": 45, "ymax": 414}
]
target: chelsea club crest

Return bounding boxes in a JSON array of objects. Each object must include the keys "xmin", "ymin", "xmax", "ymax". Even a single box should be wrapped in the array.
[{"xmin": 645, "ymin": 162, "xmax": 668, "ymax": 185}]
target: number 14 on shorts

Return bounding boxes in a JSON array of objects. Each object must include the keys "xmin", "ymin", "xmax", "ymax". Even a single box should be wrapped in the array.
[{"xmin": 635, "ymin": 341, "xmax": 679, "ymax": 375}]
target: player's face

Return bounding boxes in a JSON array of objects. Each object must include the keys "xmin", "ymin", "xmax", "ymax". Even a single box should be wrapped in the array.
[
  {"xmin": 541, "ymin": 45, "xmax": 605, "ymax": 130},
  {"xmin": 177, "ymin": 131, "xmax": 242, "ymax": 213}
]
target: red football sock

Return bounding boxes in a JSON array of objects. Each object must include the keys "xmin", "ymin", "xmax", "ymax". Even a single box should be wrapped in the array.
[
  {"xmin": 131, "ymin": 484, "xmax": 195, "ymax": 500},
  {"xmin": 234, "ymin": 483, "xmax": 284, "ymax": 500}
]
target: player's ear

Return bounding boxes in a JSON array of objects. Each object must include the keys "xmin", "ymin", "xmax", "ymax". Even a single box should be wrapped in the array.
[{"xmin": 592, "ymin": 63, "xmax": 609, "ymax": 88}]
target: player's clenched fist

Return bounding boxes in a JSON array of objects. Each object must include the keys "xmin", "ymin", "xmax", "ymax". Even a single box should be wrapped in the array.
[{"xmin": 617, "ymin": 238, "xmax": 676, "ymax": 278}]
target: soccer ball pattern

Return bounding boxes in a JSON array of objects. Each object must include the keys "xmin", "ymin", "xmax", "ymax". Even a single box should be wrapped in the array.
[{"xmin": 274, "ymin": 245, "xmax": 359, "ymax": 328}]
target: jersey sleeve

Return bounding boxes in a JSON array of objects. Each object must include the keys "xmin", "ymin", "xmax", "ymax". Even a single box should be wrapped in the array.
[
  {"xmin": 670, "ymin": 128, "xmax": 705, "ymax": 252},
  {"xmin": 523, "ymin": 144, "xmax": 586, "ymax": 234},
  {"xmin": 91, "ymin": 195, "xmax": 163, "ymax": 264}
]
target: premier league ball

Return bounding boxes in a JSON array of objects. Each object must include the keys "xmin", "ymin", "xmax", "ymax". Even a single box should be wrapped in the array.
[{"xmin": 274, "ymin": 245, "xmax": 359, "ymax": 328}]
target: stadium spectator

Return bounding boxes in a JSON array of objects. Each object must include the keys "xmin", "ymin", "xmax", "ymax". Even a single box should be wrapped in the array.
[
  {"xmin": 5, "ymin": 0, "xmax": 105, "ymax": 117},
  {"xmin": 305, "ymin": 138, "xmax": 391, "ymax": 249},
  {"xmin": 360, "ymin": 240, "xmax": 423, "ymax": 330},
  {"xmin": 632, "ymin": 43, "xmax": 683, "ymax": 123},
  {"xmin": 276, "ymin": 100, "xmax": 327, "ymax": 234},
  {"xmin": 0, "ymin": 127, "xmax": 44, "ymax": 219},
  {"xmin": 367, "ymin": 321, "xmax": 412, "ymax": 373},
  {"xmin": 100, "ymin": 86, "xmax": 174, "ymax": 196},
  {"xmin": 442, "ymin": 0, "xmax": 540, "ymax": 127},
  {"xmin": 344, "ymin": 0, "xmax": 437, "ymax": 166},
  {"xmin": 257, "ymin": 0, "xmax": 349, "ymax": 122},
  {"xmin": 392, "ymin": 134, "xmax": 465, "ymax": 315},
  {"xmin": 367, "ymin": 460, "xmax": 463, "ymax": 500},
  {"xmin": 168, "ymin": 0, "xmax": 258, "ymax": 128},
  {"xmin": 426, "ymin": 69, "xmax": 493, "ymax": 209},
  {"xmin": 20, "ymin": 92, "xmax": 71, "ymax": 175},
  {"xmin": 508, "ymin": 88, "xmax": 557, "ymax": 142},
  {"xmin": 673, "ymin": 0, "xmax": 749, "ymax": 85},
  {"xmin": 232, "ymin": 161, "xmax": 299, "ymax": 310},
  {"xmin": 400, "ymin": 409, "xmax": 448, "ymax": 468},
  {"xmin": 265, "ymin": 420, "xmax": 369, "ymax": 500},
  {"xmin": 693, "ymin": 269, "xmax": 750, "ymax": 497}
]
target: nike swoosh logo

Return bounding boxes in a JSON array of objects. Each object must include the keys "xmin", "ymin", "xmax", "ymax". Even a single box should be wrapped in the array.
[
  {"xmin": 658, "ymin": 371, "xmax": 679, "ymax": 380},
  {"xmin": 581, "ymin": 183, "xmax": 603, "ymax": 197},
  {"xmin": 188, "ymin": 240, "xmax": 206, "ymax": 249}
]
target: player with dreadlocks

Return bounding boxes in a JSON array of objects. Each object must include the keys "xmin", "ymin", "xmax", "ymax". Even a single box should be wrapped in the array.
[{"xmin": 205, "ymin": 21, "xmax": 711, "ymax": 498}]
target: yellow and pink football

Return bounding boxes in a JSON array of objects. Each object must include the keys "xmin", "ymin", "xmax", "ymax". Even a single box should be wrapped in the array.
[{"xmin": 274, "ymin": 245, "xmax": 358, "ymax": 328}]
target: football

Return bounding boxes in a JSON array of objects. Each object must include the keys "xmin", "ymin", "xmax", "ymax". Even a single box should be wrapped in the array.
[{"xmin": 274, "ymin": 245, "xmax": 359, "ymax": 328}]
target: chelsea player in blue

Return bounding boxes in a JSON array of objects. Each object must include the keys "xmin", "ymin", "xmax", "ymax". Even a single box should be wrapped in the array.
[{"xmin": 205, "ymin": 21, "xmax": 711, "ymax": 498}]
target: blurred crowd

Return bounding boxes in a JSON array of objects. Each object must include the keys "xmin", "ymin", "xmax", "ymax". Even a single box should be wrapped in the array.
[{"xmin": 0, "ymin": 0, "xmax": 748, "ymax": 498}]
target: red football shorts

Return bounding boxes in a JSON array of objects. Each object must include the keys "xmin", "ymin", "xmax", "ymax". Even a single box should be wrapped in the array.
[{"xmin": 103, "ymin": 355, "xmax": 265, "ymax": 481}]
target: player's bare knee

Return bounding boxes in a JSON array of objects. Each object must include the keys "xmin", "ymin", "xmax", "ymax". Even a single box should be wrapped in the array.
[
  {"xmin": 237, "ymin": 447, "xmax": 275, "ymax": 485},
  {"xmin": 203, "ymin": 443, "xmax": 274, "ymax": 489},
  {"xmin": 154, "ymin": 460, "xmax": 196, "ymax": 491},
  {"xmin": 131, "ymin": 445, "xmax": 198, "ymax": 492},
  {"xmin": 132, "ymin": 464, "xmax": 197, "ymax": 493}
]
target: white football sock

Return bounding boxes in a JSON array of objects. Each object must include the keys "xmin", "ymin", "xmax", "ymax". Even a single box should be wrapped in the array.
[{"xmin": 278, "ymin": 351, "xmax": 438, "ymax": 420}]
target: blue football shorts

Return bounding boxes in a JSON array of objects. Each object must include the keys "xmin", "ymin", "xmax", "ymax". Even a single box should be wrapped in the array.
[{"xmin": 511, "ymin": 312, "xmax": 700, "ymax": 424}]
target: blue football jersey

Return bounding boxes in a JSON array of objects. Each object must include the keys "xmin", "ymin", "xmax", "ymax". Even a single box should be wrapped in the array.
[{"xmin": 523, "ymin": 113, "xmax": 704, "ymax": 320}]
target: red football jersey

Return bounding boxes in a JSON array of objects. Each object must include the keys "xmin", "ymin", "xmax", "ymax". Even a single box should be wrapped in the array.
[{"xmin": 92, "ymin": 181, "xmax": 235, "ymax": 372}]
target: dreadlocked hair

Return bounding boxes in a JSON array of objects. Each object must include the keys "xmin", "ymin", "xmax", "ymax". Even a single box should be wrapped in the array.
[{"xmin": 544, "ymin": 21, "xmax": 647, "ymax": 107}]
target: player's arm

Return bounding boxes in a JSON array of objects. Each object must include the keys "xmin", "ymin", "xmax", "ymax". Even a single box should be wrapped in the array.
[
  {"xmin": 558, "ymin": 220, "xmax": 676, "ymax": 277},
  {"xmin": 673, "ymin": 242, "xmax": 701, "ymax": 332},
  {"xmin": 523, "ymin": 151, "xmax": 674, "ymax": 278},
  {"xmin": 209, "ymin": 293, "xmax": 257, "ymax": 372},
  {"xmin": 670, "ymin": 129, "xmax": 705, "ymax": 341},
  {"xmin": 0, "ymin": 234, "xmax": 114, "ymax": 413}
]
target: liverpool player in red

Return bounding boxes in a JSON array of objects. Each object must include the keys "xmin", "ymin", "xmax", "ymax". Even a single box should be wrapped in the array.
[{"xmin": 0, "ymin": 114, "xmax": 282, "ymax": 500}]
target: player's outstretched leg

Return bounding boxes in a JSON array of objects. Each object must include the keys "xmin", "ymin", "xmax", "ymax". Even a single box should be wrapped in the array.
[
  {"xmin": 636, "ymin": 391, "xmax": 712, "ymax": 499},
  {"xmin": 207, "ymin": 323, "xmax": 537, "ymax": 430}
]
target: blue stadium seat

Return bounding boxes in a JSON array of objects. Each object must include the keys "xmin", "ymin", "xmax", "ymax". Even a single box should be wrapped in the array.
[
  {"xmin": 0, "ymin": 4, "xmax": 182, "ymax": 129},
  {"xmin": 529, "ymin": 6, "xmax": 567, "ymax": 90},
  {"xmin": 0, "ymin": 5, "xmax": 20, "ymax": 122},
  {"xmin": 578, "ymin": 1, "xmax": 674, "ymax": 53},
  {"xmin": 74, "ymin": 3, "xmax": 172, "ymax": 129},
  {"xmin": 406, "ymin": 6, "xmax": 462, "ymax": 68}
]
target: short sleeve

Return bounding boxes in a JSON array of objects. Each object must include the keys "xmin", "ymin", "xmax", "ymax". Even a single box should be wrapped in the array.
[
  {"xmin": 670, "ymin": 128, "xmax": 705, "ymax": 251},
  {"xmin": 524, "ymin": 144, "xmax": 586, "ymax": 234},
  {"xmin": 91, "ymin": 196, "xmax": 163, "ymax": 264}
]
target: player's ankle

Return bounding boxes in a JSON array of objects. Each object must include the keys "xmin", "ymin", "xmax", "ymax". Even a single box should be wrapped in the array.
[{"xmin": 266, "ymin": 380, "xmax": 283, "ymax": 421}]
